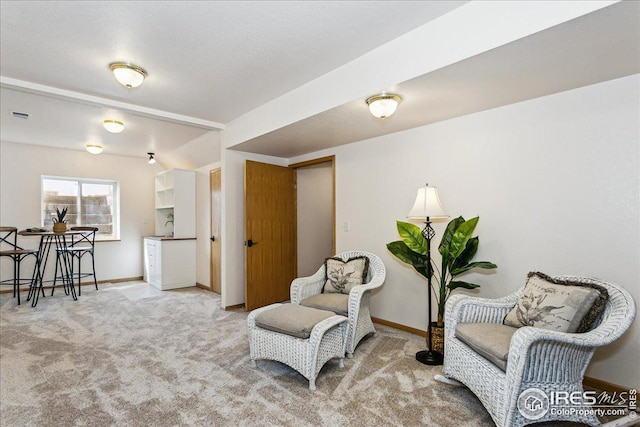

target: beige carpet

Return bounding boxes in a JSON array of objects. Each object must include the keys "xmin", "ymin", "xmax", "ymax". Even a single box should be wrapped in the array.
[{"xmin": 1, "ymin": 282, "xmax": 496, "ymax": 426}]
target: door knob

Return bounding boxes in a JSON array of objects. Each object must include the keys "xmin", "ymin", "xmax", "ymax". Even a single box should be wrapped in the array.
[
  {"xmin": 245, "ymin": 239, "xmax": 258, "ymax": 247},
  {"xmin": 210, "ymin": 235, "xmax": 216, "ymax": 242}
]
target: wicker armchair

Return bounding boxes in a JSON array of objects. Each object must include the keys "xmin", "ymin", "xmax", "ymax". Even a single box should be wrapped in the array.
[
  {"xmin": 290, "ymin": 251, "xmax": 386, "ymax": 357},
  {"xmin": 442, "ymin": 276, "xmax": 636, "ymax": 427}
]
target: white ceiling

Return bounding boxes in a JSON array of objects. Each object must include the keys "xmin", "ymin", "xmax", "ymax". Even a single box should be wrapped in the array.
[
  {"xmin": 0, "ymin": 87, "xmax": 212, "ymax": 155},
  {"xmin": 0, "ymin": 0, "xmax": 465, "ymax": 158},
  {"xmin": 0, "ymin": 1, "xmax": 638, "ymax": 161},
  {"xmin": 232, "ymin": 1, "xmax": 640, "ymax": 157}
]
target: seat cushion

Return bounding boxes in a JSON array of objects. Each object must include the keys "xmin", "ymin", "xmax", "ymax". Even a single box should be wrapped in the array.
[
  {"xmin": 59, "ymin": 245, "xmax": 92, "ymax": 253},
  {"xmin": 0, "ymin": 249, "xmax": 37, "ymax": 255},
  {"xmin": 455, "ymin": 323, "xmax": 519, "ymax": 372},
  {"xmin": 254, "ymin": 304, "xmax": 334, "ymax": 339},
  {"xmin": 323, "ymin": 256, "xmax": 369, "ymax": 294},
  {"xmin": 504, "ymin": 272, "xmax": 609, "ymax": 333},
  {"xmin": 300, "ymin": 293, "xmax": 349, "ymax": 316},
  {"xmin": 68, "ymin": 245, "xmax": 93, "ymax": 251}
]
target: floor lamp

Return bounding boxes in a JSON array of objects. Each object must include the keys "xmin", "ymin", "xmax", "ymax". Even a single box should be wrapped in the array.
[{"xmin": 407, "ymin": 184, "xmax": 448, "ymax": 366}]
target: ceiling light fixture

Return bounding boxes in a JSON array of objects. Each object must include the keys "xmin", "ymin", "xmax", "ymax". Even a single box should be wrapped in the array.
[
  {"xmin": 86, "ymin": 144, "xmax": 103, "ymax": 155},
  {"xmin": 109, "ymin": 62, "xmax": 147, "ymax": 88},
  {"xmin": 103, "ymin": 119, "xmax": 125, "ymax": 133},
  {"xmin": 148, "ymin": 152, "xmax": 156, "ymax": 164},
  {"xmin": 366, "ymin": 93, "xmax": 402, "ymax": 119}
]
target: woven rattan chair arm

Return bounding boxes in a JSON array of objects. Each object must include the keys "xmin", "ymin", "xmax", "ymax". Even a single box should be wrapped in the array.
[
  {"xmin": 348, "ymin": 277, "xmax": 380, "ymax": 306},
  {"xmin": 290, "ymin": 267, "xmax": 326, "ymax": 304},
  {"xmin": 349, "ymin": 279, "xmax": 383, "ymax": 297},
  {"xmin": 510, "ymin": 319, "xmax": 634, "ymax": 354},
  {"xmin": 447, "ymin": 292, "xmax": 519, "ymax": 325},
  {"xmin": 444, "ymin": 293, "xmax": 520, "ymax": 344},
  {"xmin": 309, "ymin": 315, "xmax": 348, "ymax": 347},
  {"xmin": 505, "ymin": 326, "xmax": 600, "ymax": 384}
]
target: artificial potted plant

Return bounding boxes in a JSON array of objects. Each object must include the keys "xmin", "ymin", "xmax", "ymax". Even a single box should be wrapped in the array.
[
  {"xmin": 387, "ymin": 216, "xmax": 497, "ymax": 352},
  {"xmin": 52, "ymin": 207, "xmax": 68, "ymax": 233}
]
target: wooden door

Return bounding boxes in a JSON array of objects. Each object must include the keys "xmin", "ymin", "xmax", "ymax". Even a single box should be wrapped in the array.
[
  {"xmin": 244, "ymin": 160, "xmax": 296, "ymax": 310},
  {"xmin": 210, "ymin": 168, "xmax": 222, "ymax": 294}
]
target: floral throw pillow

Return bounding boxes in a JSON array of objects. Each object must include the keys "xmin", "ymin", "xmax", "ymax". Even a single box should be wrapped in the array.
[
  {"xmin": 322, "ymin": 256, "xmax": 369, "ymax": 294},
  {"xmin": 504, "ymin": 272, "xmax": 608, "ymax": 333}
]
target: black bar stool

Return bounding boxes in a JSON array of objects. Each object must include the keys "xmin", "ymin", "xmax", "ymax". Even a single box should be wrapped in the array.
[
  {"xmin": 52, "ymin": 227, "xmax": 98, "ymax": 296},
  {"xmin": 0, "ymin": 226, "xmax": 38, "ymax": 305}
]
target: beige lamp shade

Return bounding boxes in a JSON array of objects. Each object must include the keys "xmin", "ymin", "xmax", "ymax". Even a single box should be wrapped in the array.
[{"xmin": 407, "ymin": 185, "xmax": 448, "ymax": 219}]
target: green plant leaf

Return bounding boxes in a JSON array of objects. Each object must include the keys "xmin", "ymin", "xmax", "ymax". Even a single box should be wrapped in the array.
[
  {"xmin": 449, "ymin": 216, "xmax": 479, "ymax": 260},
  {"xmin": 452, "ymin": 236, "xmax": 478, "ymax": 271},
  {"xmin": 54, "ymin": 207, "xmax": 68, "ymax": 223},
  {"xmin": 396, "ymin": 221, "xmax": 427, "ymax": 255},
  {"xmin": 386, "ymin": 241, "xmax": 423, "ymax": 266},
  {"xmin": 447, "ymin": 280, "xmax": 481, "ymax": 291},
  {"xmin": 414, "ymin": 265, "xmax": 430, "ymax": 280},
  {"xmin": 386, "ymin": 241, "xmax": 431, "ymax": 280},
  {"xmin": 438, "ymin": 216, "xmax": 465, "ymax": 258},
  {"xmin": 450, "ymin": 261, "xmax": 498, "ymax": 276}
]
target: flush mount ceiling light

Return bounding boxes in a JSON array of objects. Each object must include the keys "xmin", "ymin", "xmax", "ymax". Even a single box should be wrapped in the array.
[
  {"xmin": 366, "ymin": 93, "xmax": 402, "ymax": 119},
  {"xmin": 103, "ymin": 119, "xmax": 124, "ymax": 133},
  {"xmin": 148, "ymin": 152, "xmax": 156, "ymax": 164},
  {"xmin": 109, "ymin": 62, "xmax": 147, "ymax": 88},
  {"xmin": 86, "ymin": 144, "xmax": 103, "ymax": 155}
]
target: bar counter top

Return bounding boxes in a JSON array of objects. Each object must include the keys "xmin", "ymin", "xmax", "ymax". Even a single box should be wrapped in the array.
[{"xmin": 144, "ymin": 236, "xmax": 196, "ymax": 241}]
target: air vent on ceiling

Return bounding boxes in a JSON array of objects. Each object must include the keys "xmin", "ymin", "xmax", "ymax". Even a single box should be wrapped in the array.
[{"xmin": 10, "ymin": 111, "xmax": 30, "ymax": 119}]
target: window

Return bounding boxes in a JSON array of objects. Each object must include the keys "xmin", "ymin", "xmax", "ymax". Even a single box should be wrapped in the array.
[{"xmin": 42, "ymin": 176, "xmax": 120, "ymax": 240}]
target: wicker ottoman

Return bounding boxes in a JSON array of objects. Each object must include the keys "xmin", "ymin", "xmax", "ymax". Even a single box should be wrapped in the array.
[{"xmin": 247, "ymin": 303, "xmax": 348, "ymax": 391}]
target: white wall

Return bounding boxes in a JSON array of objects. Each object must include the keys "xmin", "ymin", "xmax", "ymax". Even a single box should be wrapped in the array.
[
  {"xmin": 194, "ymin": 161, "xmax": 221, "ymax": 289},
  {"xmin": 0, "ymin": 141, "xmax": 159, "ymax": 283},
  {"xmin": 297, "ymin": 162, "xmax": 333, "ymax": 276},
  {"xmin": 288, "ymin": 75, "xmax": 639, "ymax": 388},
  {"xmin": 163, "ymin": 131, "xmax": 222, "ymax": 170}
]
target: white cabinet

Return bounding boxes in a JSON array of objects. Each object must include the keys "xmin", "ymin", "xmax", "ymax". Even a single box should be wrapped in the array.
[
  {"xmin": 145, "ymin": 238, "xmax": 161, "ymax": 285},
  {"xmin": 155, "ymin": 169, "xmax": 196, "ymax": 238},
  {"xmin": 143, "ymin": 237, "xmax": 196, "ymax": 290},
  {"xmin": 146, "ymin": 168, "xmax": 197, "ymax": 290}
]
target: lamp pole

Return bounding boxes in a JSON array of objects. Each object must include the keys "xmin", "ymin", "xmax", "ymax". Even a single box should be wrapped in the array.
[
  {"xmin": 415, "ymin": 216, "xmax": 443, "ymax": 365},
  {"xmin": 406, "ymin": 183, "xmax": 446, "ymax": 365}
]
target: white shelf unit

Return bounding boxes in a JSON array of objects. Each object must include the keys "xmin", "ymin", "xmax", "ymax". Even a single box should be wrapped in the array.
[{"xmin": 154, "ymin": 169, "xmax": 196, "ymax": 238}]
